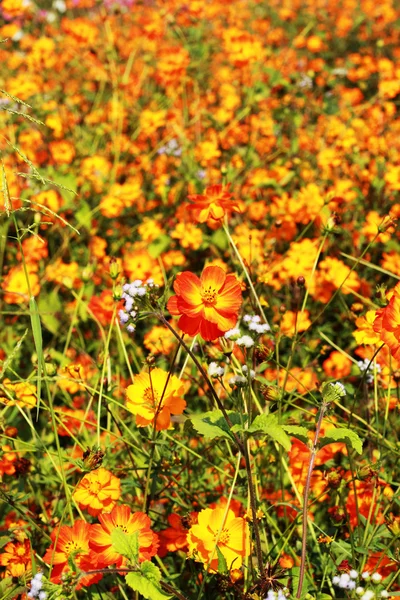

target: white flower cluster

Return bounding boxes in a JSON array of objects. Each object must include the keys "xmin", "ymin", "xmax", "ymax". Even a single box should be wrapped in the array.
[
  {"xmin": 224, "ymin": 315, "xmax": 270, "ymax": 347},
  {"xmin": 357, "ymin": 358, "xmax": 381, "ymax": 383},
  {"xmin": 264, "ymin": 588, "xmax": 289, "ymax": 600},
  {"xmin": 28, "ymin": 573, "xmax": 47, "ymax": 599},
  {"xmin": 228, "ymin": 365, "xmax": 256, "ymax": 387},
  {"xmin": 208, "ymin": 362, "xmax": 225, "ymax": 378},
  {"xmin": 333, "ymin": 570, "xmax": 389, "ymax": 599},
  {"xmin": 243, "ymin": 314, "xmax": 271, "ymax": 335},
  {"xmin": 332, "ymin": 570, "xmax": 359, "ymax": 589},
  {"xmin": 119, "ymin": 279, "xmax": 157, "ymax": 333}
]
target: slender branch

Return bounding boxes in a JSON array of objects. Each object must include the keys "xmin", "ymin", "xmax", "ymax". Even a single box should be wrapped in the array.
[{"xmin": 296, "ymin": 400, "xmax": 329, "ymax": 598}]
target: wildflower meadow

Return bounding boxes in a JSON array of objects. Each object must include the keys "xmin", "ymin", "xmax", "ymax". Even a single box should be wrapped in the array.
[{"xmin": 1, "ymin": 0, "xmax": 400, "ymax": 599}]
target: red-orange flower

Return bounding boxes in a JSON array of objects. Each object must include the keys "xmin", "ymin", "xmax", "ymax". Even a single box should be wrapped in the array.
[
  {"xmin": 167, "ymin": 266, "xmax": 242, "ymax": 341},
  {"xmin": 373, "ymin": 286, "xmax": 400, "ymax": 359},
  {"xmin": 89, "ymin": 505, "xmax": 159, "ymax": 567},
  {"xmin": 188, "ymin": 184, "xmax": 240, "ymax": 225},
  {"xmin": 43, "ymin": 520, "xmax": 102, "ymax": 589}
]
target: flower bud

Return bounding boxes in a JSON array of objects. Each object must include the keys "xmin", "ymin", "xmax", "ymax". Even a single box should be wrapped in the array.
[
  {"xmin": 81, "ymin": 447, "xmax": 104, "ymax": 471},
  {"xmin": 109, "ymin": 258, "xmax": 120, "ymax": 280}
]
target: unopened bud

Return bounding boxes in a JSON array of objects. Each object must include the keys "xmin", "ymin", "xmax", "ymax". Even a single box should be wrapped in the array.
[
  {"xmin": 81, "ymin": 447, "xmax": 105, "ymax": 471},
  {"xmin": 326, "ymin": 469, "xmax": 342, "ymax": 489},
  {"xmin": 109, "ymin": 258, "xmax": 120, "ymax": 280},
  {"xmin": 297, "ymin": 275, "xmax": 305, "ymax": 287},
  {"xmin": 378, "ymin": 215, "xmax": 396, "ymax": 234}
]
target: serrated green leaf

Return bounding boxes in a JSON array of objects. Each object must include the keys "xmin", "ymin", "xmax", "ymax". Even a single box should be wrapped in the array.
[
  {"xmin": 111, "ymin": 529, "xmax": 139, "ymax": 563},
  {"xmin": 282, "ymin": 425, "xmax": 309, "ymax": 443},
  {"xmin": 320, "ymin": 427, "xmax": 362, "ymax": 454},
  {"xmin": 148, "ymin": 234, "xmax": 171, "ymax": 258},
  {"xmin": 125, "ymin": 572, "xmax": 172, "ymax": 600},
  {"xmin": 141, "ymin": 561, "xmax": 162, "ymax": 584},
  {"xmin": 191, "ymin": 410, "xmax": 242, "ymax": 441},
  {"xmin": 248, "ymin": 413, "xmax": 291, "ymax": 451},
  {"xmin": 216, "ymin": 547, "xmax": 228, "ymax": 574}
]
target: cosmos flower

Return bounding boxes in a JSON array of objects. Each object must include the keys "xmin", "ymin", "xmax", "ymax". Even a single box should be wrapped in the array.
[{"xmin": 167, "ymin": 266, "xmax": 242, "ymax": 341}]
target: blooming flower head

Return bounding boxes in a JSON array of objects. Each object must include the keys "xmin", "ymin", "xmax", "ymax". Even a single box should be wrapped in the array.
[
  {"xmin": 89, "ymin": 505, "xmax": 159, "ymax": 567},
  {"xmin": 43, "ymin": 520, "xmax": 102, "ymax": 589},
  {"xmin": 0, "ymin": 539, "xmax": 32, "ymax": 577},
  {"xmin": 187, "ymin": 506, "xmax": 250, "ymax": 572},
  {"xmin": 72, "ymin": 467, "xmax": 121, "ymax": 516},
  {"xmin": 125, "ymin": 367, "xmax": 186, "ymax": 430},
  {"xmin": 188, "ymin": 184, "xmax": 240, "ymax": 226},
  {"xmin": 167, "ymin": 266, "xmax": 242, "ymax": 341}
]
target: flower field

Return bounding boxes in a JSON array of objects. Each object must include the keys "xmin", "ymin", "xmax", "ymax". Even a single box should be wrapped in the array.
[{"xmin": 1, "ymin": 0, "xmax": 400, "ymax": 598}]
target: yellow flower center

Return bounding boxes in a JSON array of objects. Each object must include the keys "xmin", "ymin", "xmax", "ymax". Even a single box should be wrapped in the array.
[
  {"xmin": 64, "ymin": 541, "xmax": 82, "ymax": 556},
  {"xmin": 88, "ymin": 480, "xmax": 102, "ymax": 494},
  {"xmin": 216, "ymin": 529, "xmax": 230, "ymax": 545},
  {"xmin": 16, "ymin": 547, "xmax": 26, "ymax": 557},
  {"xmin": 201, "ymin": 285, "xmax": 218, "ymax": 305},
  {"xmin": 143, "ymin": 387, "xmax": 158, "ymax": 406}
]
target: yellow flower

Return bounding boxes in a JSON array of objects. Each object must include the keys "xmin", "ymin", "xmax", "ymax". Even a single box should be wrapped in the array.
[
  {"xmin": 2, "ymin": 379, "xmax": 36, "ymax": 409},
  {"xmin": 353, "ymin": 310, "xmax": 381, "ymax": 345},
  {"xmin": 187, "ymin": 506, "xmax": 250, "ymax": 572},
  {"xmin": 125, "ymin": 368, "xmax": 186, "ymax": 431}
]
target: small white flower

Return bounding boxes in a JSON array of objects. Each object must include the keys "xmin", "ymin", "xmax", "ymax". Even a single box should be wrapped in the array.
[
  {"xmin": 381, "ymin": 591, "xmax": 389, "ymax": 598},
  {"xmin": 53, "ymin": 0, "xmax": 66, "ymax": 11},
  {"xmin": 236, "ymin": 335, "xmax": 255, "ymax": 348},
  {"xmin": 356, "ymin": 587, "xmax": 365, "ymax": 595},
  {"xmin": 224, "ymin": 327, "xmax": 241, "ymax": 339},
  {"xmin": 332, "ymin": 576, "xmax": 340, "ymax": 585},
  {"xmin": 208, "ymin": 362, "xmax": 225, "ymax": 378},
  {"xmin": 362, "ymin": 571, "xmax": 370, "ymax": 580},
  {"xmin": 126, "ymin": 324, "xmax": 135, "ymax": 333},
  {"xmin": 38, "ymin": 593, "xmax": 47, "ymax": 600},
  {"xmin": 361, "ymin": 591, "xmax": 375, "ymax": 600},
  {"xmin": 348, "ymin": 581, "xmax": 356, "ymax": 590},
  {"xmin": 371, "ymin": 573, "xmax": 382, "ymax": 583},
  {"xmin": 350, "ymin": 570, "xmax": 359, "ymax": 579}
]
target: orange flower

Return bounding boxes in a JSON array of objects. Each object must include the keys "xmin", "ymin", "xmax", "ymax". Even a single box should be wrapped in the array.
[
  {"xmin": 158, "ymin": 513, "xmax": 194, "ymax": 557},
  {"xmin": 188, "ymin": 184, "xmax": 240, "ymax": 226},
  {"xmin": 43, "ymin": 520, "xmax": 102, "ymax": 588},
  {"xmin": 373, "ymin": 286, "xmax": 400, "ymax": 359},
  {"xmin": 88, "ymin": 290, "xmax": 119, "ymax": 327},
  {"xmin": 187, "ymin": 506, "xmax": 250, "ymax": 572},
  {"xmin": 353, "ymin": 310, "xmax": 381, "ymax": 345},
  {"xmin": 72, "ymin": 468, "xmax": 121, "ymax": 516},
  {"xmin": 167, "ymin": 266, "xmax": 242, "ymax": 341},
  {"xmin": 89, "ymin": 505, "xmax": 159, "ymax": 567},
  {"xmin": 0, "ymin": 539, "xmax": 32, "ymax": 577},
  {"xmin": 125, "ymin": 367, "xmax": 186, "ymax": 430},
  {"xmin": 346, "ymin": 480, "xmax": 393, "ymax": 529}
]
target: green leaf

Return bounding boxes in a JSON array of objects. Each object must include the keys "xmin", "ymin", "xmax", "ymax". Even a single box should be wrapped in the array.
[
  {"xmin": 282, "ymin": 425, "xmax": 309, "ymax": 444},
  {"xmin": 37, "ymin": 289, "xmax": 62, "ymax": 335},
  {"xmin": 320, "ymin": 427, "xmax": 362, "ymax": 454},
  {"xmin": 291, "ymin": 566, "xmax": 309, "ymax": 597},
  {"xmin": 75, "ymin": 200, "xmax": 92, "ymax": 230},
  {"xmin": 148, "ymin": 234, "xmax": 171, "ymax": 258},
  {"xmin": 211, "ymin": 229, "xmax": 228, "ymax": 251},
  {"xmin": 125, "ymin": 572, "xmax": 172, "ymax": 600},
  {"xmin": 111, "ymin": 529, "xmax": 139, "ymax": 563},
  {"xmin": 141, "ymin": 561, "xmax": 162, "ymax": 585},
  {"xmin": 330, "ymin": 540, "xmax": 352, "ymax": 564},
  {"xmin": 248, "ymin": 414, "xmax": 291, "ymax": 451},
  {"xmin": 0, "ymin": 536, "xmax": 11, "ymax": 549},
  {"xmin": 216, "ymin": 547, "xmax": 228, "ymax": 574},
  {"xmin": 191, "ymin": 410, "xmax": 242, "ymax": 441}
]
